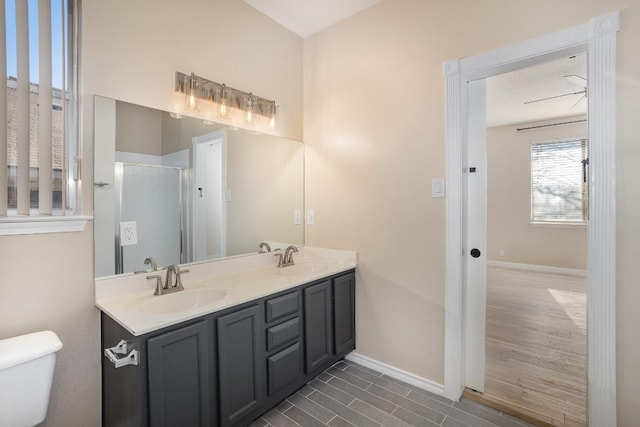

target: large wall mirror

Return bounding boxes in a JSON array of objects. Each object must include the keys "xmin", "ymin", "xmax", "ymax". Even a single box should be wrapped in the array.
[{"xmin": 94, "ymin": 96, "xmax": 304, "ymax": 278}]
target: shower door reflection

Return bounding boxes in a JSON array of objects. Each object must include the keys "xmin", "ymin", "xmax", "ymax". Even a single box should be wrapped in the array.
[{"xmin": 115, "ymin": 162, "xmax": 184, "ymax": 274}]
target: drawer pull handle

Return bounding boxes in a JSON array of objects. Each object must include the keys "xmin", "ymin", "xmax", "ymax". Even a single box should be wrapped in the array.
[{"xmin": 104, "ymin": 339, "xmax": 139, "ymax": 368}]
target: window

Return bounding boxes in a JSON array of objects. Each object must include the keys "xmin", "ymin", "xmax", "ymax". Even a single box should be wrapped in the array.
[
  {"xmin": 531, "ymin": 139, "xmax": 588, "ymax": 223},
  {"xmin": 2, "ymin": 0, "xmax": 80, "ymax": 217}
]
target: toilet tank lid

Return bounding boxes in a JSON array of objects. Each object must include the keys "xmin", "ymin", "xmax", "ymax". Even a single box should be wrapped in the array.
[{"xmin": 0, "ymin": 331, "xmax": 63, "ymax": 370}]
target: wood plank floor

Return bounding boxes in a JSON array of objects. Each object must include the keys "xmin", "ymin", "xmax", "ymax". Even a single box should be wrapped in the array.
[{"xmin": 471, "ymin": 266, "xmax": 587, "ymax": 427}]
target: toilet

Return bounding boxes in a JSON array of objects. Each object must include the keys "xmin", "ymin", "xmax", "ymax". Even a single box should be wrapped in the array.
[{"xmin": 0, "ymin": 331, "xmax": 63, "ymax": 427}]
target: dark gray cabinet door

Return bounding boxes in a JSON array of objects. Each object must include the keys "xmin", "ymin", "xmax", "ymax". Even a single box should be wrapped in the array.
[
  {"xmin": 304, "ymin": 280, "xmax": 333, "ymax": 373},
  {"xmin": 217, "ymin": 305, "xmax": 263, "ymax": 427},
  {"xmin": 333, "ymin": 272, "xmax": 356, "ymax": 355},
  {"xmin": 267, "ymin": 343, "xmax": 302, "ymax": 396},
  {"xmin": 147, "ymin": 320, "xmax": 211, "ymax": 427}
]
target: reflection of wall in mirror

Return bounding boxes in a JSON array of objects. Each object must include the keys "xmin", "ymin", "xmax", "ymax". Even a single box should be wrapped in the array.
[{"xmin": 226, "ymin": 131, "xmax": 304, "ymax": 255}]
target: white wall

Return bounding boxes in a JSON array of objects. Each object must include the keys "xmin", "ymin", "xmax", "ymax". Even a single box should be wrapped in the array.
[
  {"xmin": 487, "ymin": 116, "xmax": 588, "ymax": 270},
  {"xmin": 303, "ymin": 1, "xmax": 640, "ymax": 424}
]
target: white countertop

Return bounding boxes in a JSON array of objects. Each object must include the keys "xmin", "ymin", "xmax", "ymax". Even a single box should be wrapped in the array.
[{"xmin": 95, "ymin": 247, "xmax": 357, "ymax": 336}]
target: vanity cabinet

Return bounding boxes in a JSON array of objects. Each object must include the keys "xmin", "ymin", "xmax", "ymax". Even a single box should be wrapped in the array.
[
  {"xmin": 217, "ymin": 305, "xmax": 263, "ymax": 427},
  {"xmin": 304, "ymin": 280, "xmax": 333, "ymax": 373},
  {"xmin": 333, "ymin": 273, "xmax": 356, "ymax": 355},
  {"xmin": 148, "ymin": 320, "xmax": 212, "ymax": 427},
  {"xmin": 304, "ymin": 273, "xmax": 356, "ymax": 374},
  {"xmin": 101, "ymin": 269, "xmax": 355, "ymax": 427}
]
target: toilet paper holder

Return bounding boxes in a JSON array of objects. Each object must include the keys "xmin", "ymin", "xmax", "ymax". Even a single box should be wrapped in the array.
[{"xmin": 104, "ymin": 339, "xmax": 139, "ymax": 368}]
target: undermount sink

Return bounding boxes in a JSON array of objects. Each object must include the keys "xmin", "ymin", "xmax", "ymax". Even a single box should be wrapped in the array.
[
  {"xmin": 139, "ymin": 288, "xmax": 227, "ymax": 314},
  {"xmin": 278, "ymin": 262, "xmax": 332, "ymax": 277}
]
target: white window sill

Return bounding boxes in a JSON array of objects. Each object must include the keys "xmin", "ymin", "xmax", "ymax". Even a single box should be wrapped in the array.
[
  {"xmin": 0, "ymin": 215, "xmax": 93, "ymax": 236},
  {"xmin": 529, "ymin": 221, "xmax": 588, "ymax": 228}
]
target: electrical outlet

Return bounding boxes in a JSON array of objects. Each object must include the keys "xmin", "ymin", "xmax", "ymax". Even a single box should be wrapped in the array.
[
  {"xmin": 306, "ymin": 209, "xmax": 315, "ymax": 226},
  {"xmin": 120, "ymin": 221, "xmax": 138, "ymax": 246},
  {"xmin": 294, "ymin": 210, "xmax": 302, "ymax": 225},
  {"xmin": 499, "ymin": 249, "xmax": 505, "ymax": 257}
]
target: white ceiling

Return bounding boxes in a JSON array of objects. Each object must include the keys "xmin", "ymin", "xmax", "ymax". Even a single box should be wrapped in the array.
[
  {"xmin": 486, "ymin": 54, "xmax": 588, "ymax": 127},
  {"xmin": 243, "ymin": 0, "xmax": 381, "ymax": 38}
]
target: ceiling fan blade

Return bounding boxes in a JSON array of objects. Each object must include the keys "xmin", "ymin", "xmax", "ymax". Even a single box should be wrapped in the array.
[
  {"xmin": 524, "ymin": 90, "xmax": 585, "ymax": 105},
  {"xmin": 564, "ymin": 74, "xmax": 587, "ymax": 87}
]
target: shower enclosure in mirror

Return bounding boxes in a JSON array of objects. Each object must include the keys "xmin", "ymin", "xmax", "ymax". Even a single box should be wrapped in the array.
[
  {"xmin": 94, "ymin": 96, "xmax": 304, "ymax": 278},
  {"xmin": 115, "ymin": 163, "xmax": 184, "ymax": 274}
]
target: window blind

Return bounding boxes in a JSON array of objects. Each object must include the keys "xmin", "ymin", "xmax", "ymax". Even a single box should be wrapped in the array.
[
  {"xmin": 1, "ymin": 0, "xmax": 71, "ymax": 217},
  {"xmin": 531, "ymin": 139, "xmax": 588, "ymax": 222}
]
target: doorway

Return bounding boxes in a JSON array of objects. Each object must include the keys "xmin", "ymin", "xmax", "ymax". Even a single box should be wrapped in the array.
[
  {"xmin": 192, "ymin": 130, "xmax": 227, "ymax": 262},
  {"xmin": 463, "ymin": 55, "xmax": 590, "ymax": 425},
  {"xmin": 443, "ymin": 11, "xmax": 618, "ymax": 426}
]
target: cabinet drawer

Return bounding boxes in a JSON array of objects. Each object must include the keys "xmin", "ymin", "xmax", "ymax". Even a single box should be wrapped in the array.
[
  {"xmin": 267, "ymin": 343, "xmax": 301, "ymax": 396},
  {"xmin": 266, "ymin": 317, "xmax": 299, "ymax": 352},
  {"xmin": 265, "ymin": 291, "xmax": 299, "ymax": 323}
]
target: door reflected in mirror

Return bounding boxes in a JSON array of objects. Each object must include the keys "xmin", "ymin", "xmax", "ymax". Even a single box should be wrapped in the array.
[{"xmin": 94, "ymin": 96, "xmax": 304, "ymax": 278}]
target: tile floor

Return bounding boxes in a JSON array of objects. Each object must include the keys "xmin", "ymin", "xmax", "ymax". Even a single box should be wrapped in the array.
[{"xmin": 251, "ymin": 359, "xmax": 536, "ymax": 427}]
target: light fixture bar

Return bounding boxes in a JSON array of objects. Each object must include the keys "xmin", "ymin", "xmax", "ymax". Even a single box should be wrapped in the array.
[{"xmin": 175, "ymin": 71, "xmax": 276, "ymax": 120}]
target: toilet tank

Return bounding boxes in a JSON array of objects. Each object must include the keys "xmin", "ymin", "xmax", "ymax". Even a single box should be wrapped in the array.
[{"xmin": 0, "ymin": 331, "xmax": 63, "ymax": 427}]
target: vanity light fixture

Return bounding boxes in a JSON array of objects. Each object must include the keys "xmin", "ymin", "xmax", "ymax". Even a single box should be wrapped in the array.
[{"xmin": 174, "ymin": 71, "xmax": 276, "ymax": 127}]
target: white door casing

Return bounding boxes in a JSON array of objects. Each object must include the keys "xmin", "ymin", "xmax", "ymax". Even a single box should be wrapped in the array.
[
  {"xmin": 443, "ymin": 11, "xmax": 619, "ymax": 426},
  {"xmin": 464, "ymin": 79, "xmax": 487, "ymax": 392}
]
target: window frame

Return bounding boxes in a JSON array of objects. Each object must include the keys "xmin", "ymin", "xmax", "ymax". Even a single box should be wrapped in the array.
[
  {"xmin": 529, "ymin": 137, "xmax": 589, "ymax": 226},
  {"xmin": 0, "ymin": 0, "xmax": 90, "ymax": 235}
]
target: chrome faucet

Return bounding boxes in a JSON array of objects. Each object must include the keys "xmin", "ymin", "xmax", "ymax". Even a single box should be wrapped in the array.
[
  {"xmin": 148, "ymin": 264, "xmax": 189, "ymax": 296},
  {"xmin": 144, "ymin": 257, "xmax": 158, "ymax": 271},
  {"xmin": 258, "ymin": 241, "xmax": 272, "ymax": 253},
  {"xmin": 276, "ymin": 245, "xmax": 298, "ymax": 268}
]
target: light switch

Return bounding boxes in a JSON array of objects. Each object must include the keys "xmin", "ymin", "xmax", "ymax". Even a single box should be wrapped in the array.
[
  {"xmin": 306, "ymin": 209, "xmax": 315, "ymax": 226},
  {"xmin": 294, "ymin": 210, "xmax": 302, "ymax": 225},
  {"xmin": 432, "ymin": 178, "xmax": 445, "ymax": 198}
]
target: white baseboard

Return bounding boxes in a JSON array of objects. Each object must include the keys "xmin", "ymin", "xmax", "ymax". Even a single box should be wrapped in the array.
[
  {"xmin": 487, "ymin": 260, "xmax": 586, "ymax": 277},
  {"xmin": 345, "ymin": 352, "xmax": 445, "ymax": 397}
]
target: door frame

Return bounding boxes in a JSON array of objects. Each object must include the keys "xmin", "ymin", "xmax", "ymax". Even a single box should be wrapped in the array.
[
  {"xmin": 443, "ymin": 11, "xmax": 619, "ymax": 425},
  {"xmin": 192, "ymin": 130, "xmax": 227, "ymax": 261}
]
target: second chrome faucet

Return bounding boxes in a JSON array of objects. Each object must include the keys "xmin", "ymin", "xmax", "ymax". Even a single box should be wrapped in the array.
[
  {"xmin": 275, "ymin": 246, "xmax": 299, "ymax": 268},
  {"xmin": 147, "ymin": 264, "xmax": 189, "ymax": 296}
]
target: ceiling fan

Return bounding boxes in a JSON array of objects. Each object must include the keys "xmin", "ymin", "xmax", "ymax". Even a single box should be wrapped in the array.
[{"xmin": 524, "ymin": 74, "xmax": 587, "ymax": 108}]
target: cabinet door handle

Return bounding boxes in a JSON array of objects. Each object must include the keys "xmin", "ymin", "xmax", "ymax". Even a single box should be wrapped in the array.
[{"xmin": 104, "ymin": 339, "xmax": 139, "ymax": 368}]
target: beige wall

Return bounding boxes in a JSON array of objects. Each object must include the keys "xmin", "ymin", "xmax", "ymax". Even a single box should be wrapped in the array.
[
  {"xmin": 115, "ymin": 101, "xmax": 162, "ymax": 155},
  {"xmin": 487, "ymin": 116, "xmax": 588, "ymax": 270},
  {"xmin": 0, "ymin": 1, "xmax": 303, "ymax": 425},
  {"xmin": 303, "ymin": 0, "xmax": 640, "ymax": 424}
]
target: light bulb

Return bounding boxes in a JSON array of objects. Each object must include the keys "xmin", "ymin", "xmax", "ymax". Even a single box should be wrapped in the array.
[
  {"xmin": 269, "ymin": 104, "xmax": 277, "ymax": 129},
  {"xmin": 218, "ymin": 85, "xmax": 230, "ymax": 118},
  {"xmin": 245, "ymin": 94, "xmax": 255, "ymax": 125},
  {"xmin": 185, "ymin": 73, "xmax": 199, "ymax": 112}
]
